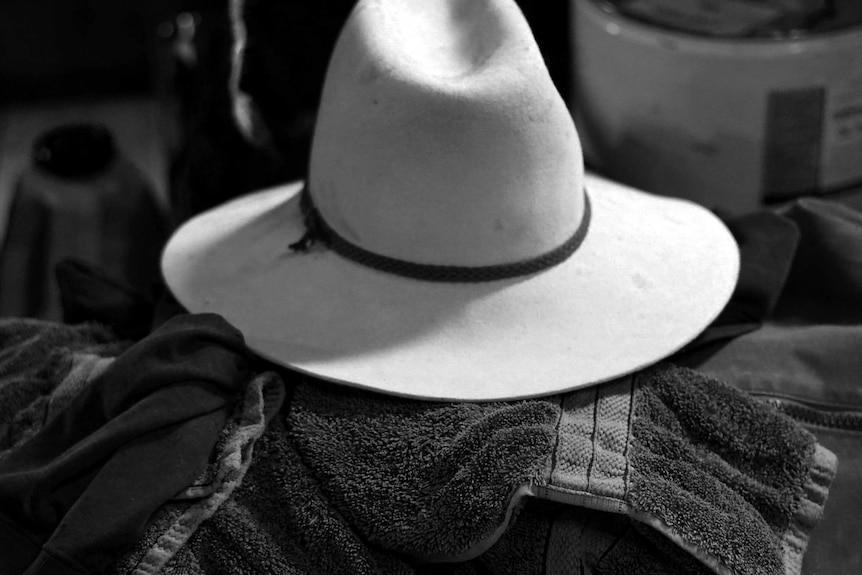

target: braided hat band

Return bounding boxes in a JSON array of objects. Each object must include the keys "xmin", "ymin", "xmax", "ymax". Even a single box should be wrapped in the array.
[{"xmin": 289, "ymin": 185, "xmax": 592, "ymax": 283}]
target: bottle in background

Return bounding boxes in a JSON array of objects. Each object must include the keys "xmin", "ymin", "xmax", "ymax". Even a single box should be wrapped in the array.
[{"xmin": 0, "ymin": 123, "xmax": 169, "ymax": 320}]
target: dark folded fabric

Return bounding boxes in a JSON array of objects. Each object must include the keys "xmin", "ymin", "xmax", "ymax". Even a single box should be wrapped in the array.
[
  {"xmin": 712, "ymin": 210, "xmax": 800, "ymax": 327},
  {"xmin": 113, "ymin": 364, "xmax": 835, "ymax": 575},
  {"xmin": 776, "ymin": 198, "xmax": 862, "ymax": 323},
  {"xmin": 676, "ymin": 198, "xmax": 862, "ymax": 575},
  {"xmin": 54, "ymin": 258, "xmax": 188, "ymax": 341},
  {"xmin": 679, "ymin": 209, "xmax": 800, "ymax": 353},
  {"xmin": 0, "ymin": 314, "xmax": 257, "ymax": 575},
  {"xmin": 54, "ymin": 258, "xmax": 157, "ymax": 341}
]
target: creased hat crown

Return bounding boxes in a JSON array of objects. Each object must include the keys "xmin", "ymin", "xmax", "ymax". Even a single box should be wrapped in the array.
[{"xmin": 309, "ymin": 0, "xmax": 585, "ymax": 267}]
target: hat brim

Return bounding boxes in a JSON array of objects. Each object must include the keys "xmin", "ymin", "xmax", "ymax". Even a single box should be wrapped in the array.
[{"xmin": 162, "ymin": 174, "xmax": 739, "ymax": 401}]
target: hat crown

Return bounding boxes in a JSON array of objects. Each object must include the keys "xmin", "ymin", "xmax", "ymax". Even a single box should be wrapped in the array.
[{"xmin": 309, "ymin": 0, "xmax": 585, "ymax": 267}]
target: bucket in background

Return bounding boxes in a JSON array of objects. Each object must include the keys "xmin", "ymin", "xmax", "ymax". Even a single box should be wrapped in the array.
[{"xmin": 570, "ymin": 0, "xmax": 862, "ymax": 214}]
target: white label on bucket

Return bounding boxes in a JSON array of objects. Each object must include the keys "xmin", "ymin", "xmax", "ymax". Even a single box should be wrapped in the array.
[
  {"xmin": 823, "ymin": 73, "xmax": 862, "ymax": 188},
  {"xmin": 621, "ymin": 0, "xmax": 782, "ymax": 36}
]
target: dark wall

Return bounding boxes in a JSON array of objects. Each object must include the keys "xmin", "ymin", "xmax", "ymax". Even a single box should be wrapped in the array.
[
  {"xmin": 0, "ymin": 0, "xmax": 210, "ymax": 102},
  {"xmin": 0, "ymin": 1, "xmax": 570, "ymax": 103}
]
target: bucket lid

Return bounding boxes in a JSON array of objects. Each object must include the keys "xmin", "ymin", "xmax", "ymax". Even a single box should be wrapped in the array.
[{"xmin": 594, "ymin": 0, "xmax": 861, "ymax": 38}]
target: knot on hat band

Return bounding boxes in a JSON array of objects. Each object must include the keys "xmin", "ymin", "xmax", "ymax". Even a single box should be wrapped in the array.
[{"xmin": 289, "ymin": 185, "xmax": 591, "ymax": 283}]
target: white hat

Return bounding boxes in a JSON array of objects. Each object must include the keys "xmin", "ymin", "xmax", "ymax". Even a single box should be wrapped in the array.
[{"xmin": 162, "ymin": 0, "xmax": 739, "ymax": 401}]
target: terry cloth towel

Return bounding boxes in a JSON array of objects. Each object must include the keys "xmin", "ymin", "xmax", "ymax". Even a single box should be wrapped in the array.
[
  {"xmin": 0, "ymin": 318, "xmax": 126, "ymax": 455},
  {"xmin": 0, "ymin": 313, "xmax": 279, "ymax": 575},
  {"xmin": 112, "ymin": 363, "xmax": 836, "ymax": 575}
]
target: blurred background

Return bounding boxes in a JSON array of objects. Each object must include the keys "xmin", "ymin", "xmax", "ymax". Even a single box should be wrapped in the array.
[
  {"xmin": 0, "ymin": 4, "xmax": 860, "ymax": 574},
  {"xmin": 0, "ymin": 0, "xmax": 860, "ymax": 321},
  {"xmin": 0, "ymin": 0, "xmax": 575, "ymax": 322}
]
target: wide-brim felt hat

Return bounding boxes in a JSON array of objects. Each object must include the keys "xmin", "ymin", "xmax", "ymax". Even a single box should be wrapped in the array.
[{"xmin": 162, "ymin": 0, "xmax": 739, "ymax": 401}]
